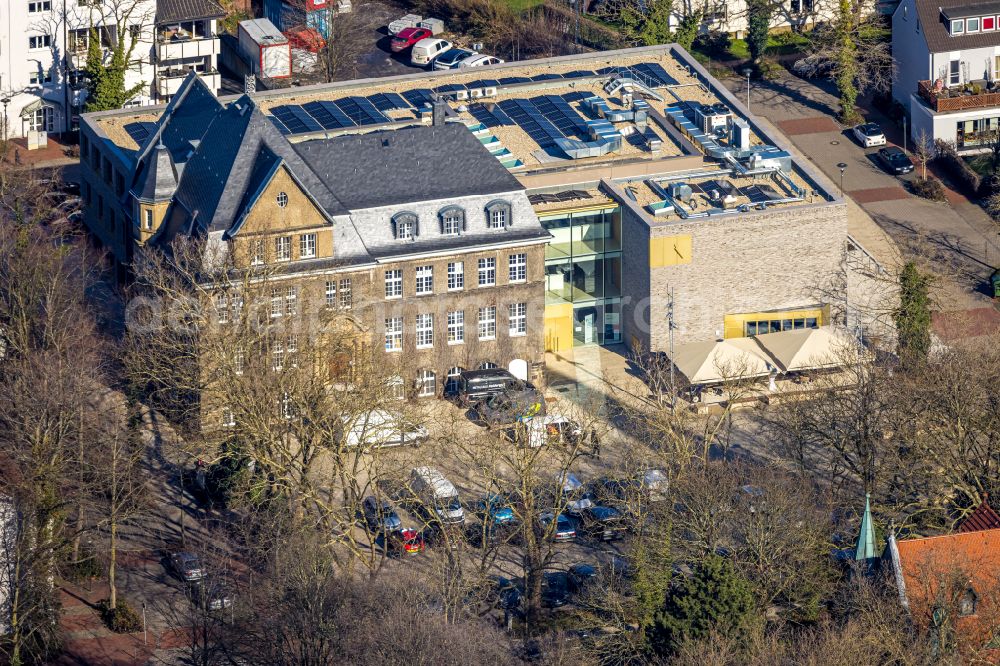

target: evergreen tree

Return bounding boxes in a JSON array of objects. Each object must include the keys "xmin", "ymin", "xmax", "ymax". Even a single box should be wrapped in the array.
[
  {"xmin": 746, "ymin": 0, "xmax": 772, "ymax": 63},
  {"xmin": 894, "ymin": 261, "xmax": 932, "ymax": 369},
  {"xmin": 84, "ymin": 9, "xmax": 146, "ymax": 112},
  {"xmin": 672, "ymin": 10, "xmax": 702, "ymax": 50},
  {"xmin": 621, "ymin": 0, "xmax": 673, "ymax": 47},
  {"xmin": 648, "ymin": 554, "xmax": 758, "ymax": 656}
]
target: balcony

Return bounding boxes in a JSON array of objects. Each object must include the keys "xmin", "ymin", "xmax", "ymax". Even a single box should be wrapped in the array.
[
  {"xmin": 918, "ymin": 79, "xmax": 1000, "ymax": 113},
  {"xmin": 156, "ymin": 34, "xmax": 219, "ymax": 62},
  {"xmin": 157, "ymin": 68, "xmax": 219, "ymax": 97}
]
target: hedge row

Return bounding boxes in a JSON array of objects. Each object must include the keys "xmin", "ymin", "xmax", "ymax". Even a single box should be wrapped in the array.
[{"xmin": 934, "ymin": 140, "xmax": 981, "ymax": 197}]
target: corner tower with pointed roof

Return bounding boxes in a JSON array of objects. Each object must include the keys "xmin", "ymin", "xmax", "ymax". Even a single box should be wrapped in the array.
[
  {"xmin": 855, "ymin": 493, "xmax": 877, "ymax": 564},
  {"xmin": 130, "ymin": 141, "xmax": 178, "ymax": 246}
]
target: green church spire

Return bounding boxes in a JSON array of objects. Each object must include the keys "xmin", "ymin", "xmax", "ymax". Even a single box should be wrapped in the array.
[{"xmin": 855, "ymin": 493, "xmax": 876, "ymax": 561}]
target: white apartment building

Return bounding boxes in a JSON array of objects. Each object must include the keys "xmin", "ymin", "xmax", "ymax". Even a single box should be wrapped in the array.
[
  {"xmin": 153, "ymin": 0, "xmax": 224, "ymax": 103},
  {"xmin": 0, "ymin": 0, "xmax": 222, "ymax": 139}
]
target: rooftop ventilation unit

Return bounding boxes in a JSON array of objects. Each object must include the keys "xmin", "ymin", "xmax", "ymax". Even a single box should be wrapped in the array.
[
  {"xmin": 729, "ymin": 118, "xmax": 751, "ymax": 152},
  {"xmin": 694, "ymin": 103, "xmax": 731, "ymax": 135},
  {"xmin": 668, "ymin": 182, "xmax": 693, "ymax": 203}
]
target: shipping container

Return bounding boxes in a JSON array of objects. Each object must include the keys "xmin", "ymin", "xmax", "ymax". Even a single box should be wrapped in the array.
[{"xmin": 238, "ymin": 18, "xmax": 292, "ymax": 79}]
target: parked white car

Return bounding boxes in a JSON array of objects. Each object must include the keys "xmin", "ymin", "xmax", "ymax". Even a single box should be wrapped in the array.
[
  {"xmin": 459, "ymin": 54, "xmax": 505, "ymax": 68},
  {"xmin": 852, "ymin": 122, "xmax": 886, "ymax": 148},
  {"xmin": 341, "ymin": 410, "xmax": 428, "ymax": 448},
  {"xmin": 411, "ymin": 38, "xmax": 452, "ymax": 67}
]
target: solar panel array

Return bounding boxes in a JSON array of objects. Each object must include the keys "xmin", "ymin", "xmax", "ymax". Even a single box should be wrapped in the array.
[
  {"xmin": 264, "ymin": 61, "xmax": 679, "ymax": 136},
  {"xmin": 497, "ymin": 98, "xmax": 566, "ymax": 148},
  {"xmin": 740, "ymin": 184, "xmax": 783, "ymax": 203},
  {"xmin": 469, "ymin": 103, "xmax": 515, "ymax": 128},
  {"xmin": 531, "ymin": 95, "xmax": 589, "ymax": 138},
  {"xmin": 527, "ymin": 190, "xmax": 593, "ymax": 205},
  {"xmin": 124, "ymin": 121, "xmax": 157, "ymax": 145}
]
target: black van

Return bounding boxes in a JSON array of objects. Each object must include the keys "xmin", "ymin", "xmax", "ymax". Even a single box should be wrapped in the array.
[{"xmin": 454, "ymin": 369, "xmax": 529, "ymax": 406}]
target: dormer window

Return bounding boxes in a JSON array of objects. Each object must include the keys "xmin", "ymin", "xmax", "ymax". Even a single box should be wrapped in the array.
[
  {"xmin": 959, "ymin": 587, "xmax": 979, "ymax": 617},
  {"xmin": 392, "ymin": 212, "xmax": 418, "ymax": 240},
  {"xmin": 439, "ymin": 206, "xmax": 465, "ymax": 236},
  {"xmin": 485, "ymin": 200, "xmax": 512, "ymax": 230},
  {"xmin": 952, "ymin": 18, "xmax": 965, "ymax": 34},
  {"xmin": 967, "ymin": 16, "xmax": 980, "ymax": 32}
]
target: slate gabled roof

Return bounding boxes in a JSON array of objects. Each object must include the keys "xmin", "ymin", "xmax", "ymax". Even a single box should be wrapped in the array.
[
  {"xmin": 292, "ymin": 124, "xmax": 526, "ymax": 210},
  {"xmin": 172, "ymin": 96, "xmax": 350, "ymax": 232}
]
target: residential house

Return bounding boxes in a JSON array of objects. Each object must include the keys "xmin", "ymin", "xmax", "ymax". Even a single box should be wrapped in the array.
[
  {"xmin": 894, "ymin": 0, "xmax": 1000, "ymax": 151},
  {"xmin": 153, "ymin": 0, "xmax": 225, "ymax": 103}
]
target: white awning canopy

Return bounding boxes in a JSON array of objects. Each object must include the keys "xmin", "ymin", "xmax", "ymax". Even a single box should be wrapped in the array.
[
  {"xmin": 670, "ymin": 338, "xmax": 776, "ymax": 385},
  {"xmin": 753, "ymin": 325, "xmax": 858, "ymax": 372}
]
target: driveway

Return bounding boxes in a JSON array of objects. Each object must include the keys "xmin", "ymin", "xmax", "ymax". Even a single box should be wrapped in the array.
[{"xmin": 725, "ymin": 71, "xmax": 1000, "ymax": 309}]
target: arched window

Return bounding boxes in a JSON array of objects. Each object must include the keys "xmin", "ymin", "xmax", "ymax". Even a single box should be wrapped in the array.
[
  {"xmin": 478, "ymin": 361, "xmax": 498, "ymax": 370},
  {"xmin": 388, "ymin": 375, "xmax": 405, "ymax": 400},
  {"xmin": 439, "ymin": 206, "xmax": 465, "ymax": 236},
  {"xmin": 392, "ymin": 212, "xmax": 419, "ymax": 240},
  {"xmin": 484, "ymin": 200, "xmax": 512, "ymax": 230}
]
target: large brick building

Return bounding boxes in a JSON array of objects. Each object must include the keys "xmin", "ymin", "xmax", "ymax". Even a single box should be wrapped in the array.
[{"xmin": 79, "ymin": 44, "xmax": 874, "ymax": 411}]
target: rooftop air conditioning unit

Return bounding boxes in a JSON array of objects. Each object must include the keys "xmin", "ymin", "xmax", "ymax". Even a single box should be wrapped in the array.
[
  {"xmin": 455, "ymin": 89, "xmax": 469, "ymax": 100},
  {"xmin": 469, "ymin": 88, "xmax": 483, "ymax": 98},
  {"xmin": 668, "ymin": 182, "xmax": 693, "ymax": 203},
  {"xmin": 482, "ymin": 86, "xmax": 497, "ymax": 97}
]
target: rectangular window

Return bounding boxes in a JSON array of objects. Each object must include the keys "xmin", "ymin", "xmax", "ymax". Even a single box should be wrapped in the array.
[
  {"xmin": 443, "ymin": 211, "xmax": 462, "ymax": 235},
  {"xmin": 950, "ymin": 59, "xmax": 961, "ymax": 85},
  {"xmin": 325, "ymin": 280, "xmax": 336, "ymax": 308},
  {"xmin": 985, "ymin": 16, "xmax": 996, "ymax": 30},
  {"xmin": 28, "ymin": 35, "xmax": 51, "ymax": 49},
  {"xmin": 143, "ymin": 209, "xmax": 153, "ymax": 230},
  {"xmin": 489, "ymin": 208, "xmax": 506, "ymax": 229},
  {"xmin": 275, "ymin": 236, "xmax": 291, "ymax": 261},
  {"xmin": 478, "ymin": 306, "xmax": 496, "ymax": 340},
  {"xmin": 968, "ymin": 17, "xmax": 981, "ymax": 32},
  {"xmin": 447, "ymin": 261, "xmax": 464, "ymax": 290},
  {"xmin": 28, "ymin": 0, "xmax": 51, "ymax": 11},
  {"xmin": 285, "ymin": 286, "xmax": 297, "ymax": 315},
  {"xmin": 250, "ymin": 239, "xmax": 264, "ymax": 265},
  {"xmin": 509, "ymin": 303, "xmax": 527, "ymax": 336},
  {"xmin": 508, "ymin": 253, "xmax": 527, "ymax": 283},
  {"xmin": 418, "ymin": 369, "xmax": 436, "ymax": 397},
  {"xmin": 478, "ymin": 257, "xmax": 496, "ymax": 287},
  {"xmin": 385, "ymin": 317, "xmax": 403, "ymax": 351},
  {"xmin": 272, "ymin": 340, "xmax": 285, "ymax": 371},
  {"xmin": 270, "ymin": 289, "xmax": 282, "ymax": 318},
  {"xmin": 299, "ymin": 233, "xmax": 316, "ymax": 259},
  {"xmin": 397, "ymin": 219, "xmax": 414, "ymax": 240},
  {"xmin": 233, "ymin": 349, "xmax": 244, "ymax": 375},
  {"xmin": 339, "ymin": 279, "xmax": 351, "ymax": 309},
  {"xmin": 415, "ymin": 265, "xmax": 433, "ymax": 295},
  {"xmin": 215, "ymin": 293, "xmax": 229, "ymax": 324},
  {"xmin": 286, "ymin": 335, "xmax": 298, "ymax": 367},
  {"xmin": 447, "ymin": 310, "xmax": 464, "ymax": 344},
  {"xmin": 416, "ymin": 313, "xmax": 434, "ymax": 349},
  {"xmin": 952, "ymin": 19, "xmax": 965, "ymax": 34},
  {"xmin": 385, "ymin": 269, "xmax": 402, "ymax": 299},
  {"xmin": 28, "ymin": 70, "xmax": 51, "ymax": 85},
  {"xmin": 221, "ymin": 407, "xmax": 235, "ymax": 427}
]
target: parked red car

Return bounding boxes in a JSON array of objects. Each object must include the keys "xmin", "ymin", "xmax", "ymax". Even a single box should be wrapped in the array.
[
  {"xmin": 388, "ymin": 527, "xmax": 425, "ymax": 556},
  {"xmin": 390, "ymin": 27, "xmax": 432, "ymax": 53}
]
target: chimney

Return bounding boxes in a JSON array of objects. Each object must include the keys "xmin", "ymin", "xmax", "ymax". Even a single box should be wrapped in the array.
[{"xmin": 432, "ymin": 98, "xmax": 447, "ymax": 126}]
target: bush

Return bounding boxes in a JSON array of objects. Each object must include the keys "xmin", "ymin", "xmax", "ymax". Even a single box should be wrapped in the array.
[
  {"xmin": 98, "ymin": 599, "xmax": 143, "ymax": 633},
  {"xmin": 911, "ymin": 176, "xmax": 946, "ymax": 201},
  {"xmin": 934, "ymin": 141, "xmax": 981, "ymax": 195},
  {"xmin": 692, "ymin": 31, "xmax": 731, "ymax": 58}
]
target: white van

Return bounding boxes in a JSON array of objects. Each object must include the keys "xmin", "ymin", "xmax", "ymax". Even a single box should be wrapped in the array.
[
  {"xmin": 410, "ymin": 467, "xmax": 465, "ymax": 524},
  {"xmin": 342, "ymin": 410, "xmax": 428, "ymax": 448},
  {"xmin": 411, "ymin": 38, "xmax": 451, "ymax": 67}
]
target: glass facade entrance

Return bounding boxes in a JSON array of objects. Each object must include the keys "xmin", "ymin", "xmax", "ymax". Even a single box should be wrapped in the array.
[{"xmin": 541, "ymin": 206, "xmax": 622, "ymax": 347}]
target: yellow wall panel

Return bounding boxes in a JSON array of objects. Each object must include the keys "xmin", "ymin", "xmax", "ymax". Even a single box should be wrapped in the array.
[
  {"xmin": 723, "ymin": 306, "xmax": 830, "ymax": 338},
  {"xmin": 544, "ymin": 303, "xmax": 574, "ymax": 353},
  {"xmin": 649, "ymin": 235, "xmax": 693, "ymax": 268}
]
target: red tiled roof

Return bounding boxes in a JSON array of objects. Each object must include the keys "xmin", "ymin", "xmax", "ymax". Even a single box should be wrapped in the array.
[
  {"xmin": 895, "ymin": 529, "xmax": 1000, "ymax": 649},
  {"xmin": 959, "ymin": 497, "xmax": 1000, "ymax": 533}
]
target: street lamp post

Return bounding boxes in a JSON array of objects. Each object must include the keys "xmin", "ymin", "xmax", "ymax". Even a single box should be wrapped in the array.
[
  {"xmin": 741, "ymin": 67, "xmax": 752, "ymax": 111},
  {"xmin": 568, "ymin": 0, "xmax": 580, "ymax": 53},
  {"xmin": 902, "ymin": 116, "xmax": 907, "ymax": 153},
  {"xmin": 1, "ymin": 98, "xmax": 10, "ymax": 142},
  {"xmin": 837, "ymin": 162, "xmax": 848, "ymax": 195}
]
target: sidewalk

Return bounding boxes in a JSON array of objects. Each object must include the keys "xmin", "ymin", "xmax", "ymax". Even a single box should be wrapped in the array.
[{"xmin": 2, "ymin": 134, "xmax": 79, "ymax": 169}]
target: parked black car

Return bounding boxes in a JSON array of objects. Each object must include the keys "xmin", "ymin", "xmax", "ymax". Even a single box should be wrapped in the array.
[
  {"xmin": 453, "ymin": 369, "xmax": 527, "ymax": 406},
  {"xmin": 578, "ymin": 505, "xmax": 626, "ymax": 542},
  {"xmin": 877, "ymin": 146, "xmax": 914, "ymax": 175},
  {"xmin": 568, "ymin": 563, "xmax": 599, "ymax": 594},
  {"xmin": 541, "ymin": 571, "xmax": 571, "ymax": 608},
  {"xmin": 361, "ymin": 496, "xmax": 402, "ymax": 533},
  {"xmin": 475, "ymin": 388, "xmax": 546, "ymax": 425}
]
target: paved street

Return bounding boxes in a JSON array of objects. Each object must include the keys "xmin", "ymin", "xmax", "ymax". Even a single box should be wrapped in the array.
[{"xmin": 724, "ymin": 71, "xmax": 1000, "ymax": 311}]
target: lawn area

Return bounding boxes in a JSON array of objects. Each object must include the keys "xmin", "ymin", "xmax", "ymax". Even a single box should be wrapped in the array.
[
  {"xmin": 697, "ymin": 33, "xmax": 812, "ymax": 62},
  {"xmin": 504, "ymin": 0, "xmax": 544, "ymax": 12}
]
